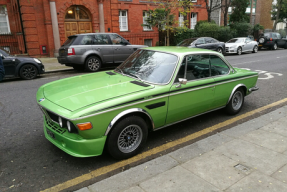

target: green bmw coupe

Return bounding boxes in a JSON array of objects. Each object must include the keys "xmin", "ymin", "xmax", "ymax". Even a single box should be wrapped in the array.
[{"xmin": 37, "ymin": 47, "xmax": 259, "ymax": 159}]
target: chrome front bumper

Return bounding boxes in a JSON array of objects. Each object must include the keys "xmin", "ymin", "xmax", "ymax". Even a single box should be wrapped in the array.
[{"xmin": 249, "ymin": 86, "xmax": 259, "ymax": 92}]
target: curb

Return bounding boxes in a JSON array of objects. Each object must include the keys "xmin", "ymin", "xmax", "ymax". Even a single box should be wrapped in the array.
[{"xmin": 44, "ymin": 68, "xmax": 74, "ymax": 74}]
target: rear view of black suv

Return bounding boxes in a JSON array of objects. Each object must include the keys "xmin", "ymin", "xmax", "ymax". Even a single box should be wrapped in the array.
[
  {"xmin": 257, "ymin": 32, "xmax": 287, "ymax": 50},
  {"xmin": 57, "ymin": 33, "xmax": 147, "ymax": 72}
]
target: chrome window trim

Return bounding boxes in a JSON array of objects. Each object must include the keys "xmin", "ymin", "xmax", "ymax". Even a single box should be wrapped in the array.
[
  {"xmin": 172, "ymin": 52, "xmax": 232, "ymax": 85},
  {"xmin": 105, "ymin": 108, "xmax": 154, "ymax": 136}
]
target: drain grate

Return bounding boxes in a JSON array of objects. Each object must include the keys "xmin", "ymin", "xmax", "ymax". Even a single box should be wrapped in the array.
[{"xmin": 234, "ymin": 164, "xmax": 251, "ymax": 174}]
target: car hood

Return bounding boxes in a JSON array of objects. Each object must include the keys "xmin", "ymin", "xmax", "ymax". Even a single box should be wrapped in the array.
[{"xmin": 43, "ymin": 72, "xmax": 154, "ymax": 111}]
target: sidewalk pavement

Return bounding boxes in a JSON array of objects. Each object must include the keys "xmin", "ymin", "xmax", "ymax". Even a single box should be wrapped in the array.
[
  {"xmin": 37, "ymin": 57, "xmax": 72, "ymax": 72},
  {"xmin": 76, "ymin": 105, "xmax": 287, "ymax": 192}
]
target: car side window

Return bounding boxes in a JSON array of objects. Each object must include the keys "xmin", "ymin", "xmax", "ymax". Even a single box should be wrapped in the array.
[
  {"xmin": 211, "ymin": 38, "xmax": 218, "ymax": 43},
  {"xmin": 175, "ymin": 54, "xmax": 210, "ymax": 82},
  {"xmin": 277, "ymin": 33, "xmax": 281, "ymax": 39},
  {"xmin": 272, "ymin": 33, "xmax": 278, "ymax": 39},
  {"xmin": 94, "ymin": 34, "xmax": 109, "ymax": 45},
  {"xmin": 245, "ymin": 39, "xmax": 251, "ymax": 43},
  {"xmin": 80, "ymin": 35, "xmax": 94, "ymax": 45},
  {"xmin": 205, "ymin": 38, "xmax": 212, "ymax": 44},
  {"xmin": 210, "ymin": 55, "xmax": 229, "ymax": 76},
  {"xmin": 110, "ymin": 34, "xmax": 127, "ymax": 45},
  {"xmin": 196, "ymin": 38, "xmax": 206, "ymax": 45}
]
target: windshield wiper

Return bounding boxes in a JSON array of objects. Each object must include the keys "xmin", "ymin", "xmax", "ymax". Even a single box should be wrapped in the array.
[
  {"xmin": 127, "ymin": 72, "xmax": 143, "ymax": 82},
  {"xmin": 115, "ymin": 67, "xmax": 124, "ymax": 75}
]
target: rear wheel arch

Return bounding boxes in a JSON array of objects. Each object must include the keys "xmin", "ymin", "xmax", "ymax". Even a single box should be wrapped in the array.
[
  {"xmin": 227, "ymin": 84, "xmax": 247, "ymax": 104},
  {"xmin": 105, "ymin": 108, "xmax": 154, "ymax": 137},
  {"xmin": 84, "ymin": 54, "xmax": 103, "ymax": 65}
]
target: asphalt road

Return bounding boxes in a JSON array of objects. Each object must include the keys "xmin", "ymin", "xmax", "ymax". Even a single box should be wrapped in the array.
[{"xmin": 0, "ymin": 49, "xmax": 287, "ymax": 192}]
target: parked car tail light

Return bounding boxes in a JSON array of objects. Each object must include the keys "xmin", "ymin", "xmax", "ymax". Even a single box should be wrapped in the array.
[
  {"xmin": 77, "ymin": 122, "xmax": 93, "ymax": 131},
  {"xmin": 270, "ymin": 38, "xmax": 273, "ymax": 41},
  {"xmin": 67, "ymin": 48, "xmax": 75, "ymax": 55}
]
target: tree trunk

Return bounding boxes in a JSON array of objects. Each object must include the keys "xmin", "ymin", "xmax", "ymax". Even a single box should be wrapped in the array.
[
  {"xmin": 250, "ymin": 0, "xmax": 253, "ymax": 25},
  {"xmin": 273, "ymin": 0, "xmax": 282, "ymax": 31},
  {"xmin": 166, "ymin": 15, "xmax": 170, "ymax": 46}
]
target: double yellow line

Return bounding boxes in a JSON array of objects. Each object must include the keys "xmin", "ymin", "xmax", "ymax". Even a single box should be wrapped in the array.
[{"xmin": 42, "ymin": 98, "xmax": 287, "ymax": 192}]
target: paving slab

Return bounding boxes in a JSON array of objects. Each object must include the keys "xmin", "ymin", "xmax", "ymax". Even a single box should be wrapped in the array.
[
  {"xmin": 225, "ymin": 171, "xmax": 287, "ymax": 192},
  {"xmin": 221, "ymin": 115, "xmax": 270, "ymax": 138},
  {"xmin": 213, "ymin": 139, "xmax": 287, "ymax": 175},
  {"xmin": 88, "ymin": 155, "xmax": 178, "ymax": 192},
  {"xmin": 74, "ymin": 187, "xmax": 90, "ymax": 192},
  {"xmin": 139, "ymin": 166, "xmax": 221, "ymax": 192},
  {"xmin": 182, "ymin": 151, "xmax": 246, "ymax": 190},
  {"xmin": 261, "ymin": 120, "xmax": 287, "ymax": 137},
  {"xmin": 122, "ymin": 186, "xmax": 145, "ymax": 192},
  {"xmin": 239, "ymin": 129, "xmax": 287, "ymax": 153},
  {"xmin": 267, "ymin": 108, "xmax": 287, "ymax": 121},
  {"xmin": 169, "ymin": 133, "xmax": 233, "ymax": 163},
  {"xmin": 271, "ymin": 164, "xmax": 287, "ymax": 183}
]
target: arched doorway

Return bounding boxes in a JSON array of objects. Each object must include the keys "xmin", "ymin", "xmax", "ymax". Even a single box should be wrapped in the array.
[{"xmin": 64, "ymin": 6, "xmax": 92, "ymax": 38}]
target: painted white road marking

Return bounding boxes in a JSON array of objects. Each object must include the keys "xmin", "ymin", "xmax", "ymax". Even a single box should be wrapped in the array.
[{"xmin": 239, "ymin": 68, "xmax": 283, "ymax": 80}]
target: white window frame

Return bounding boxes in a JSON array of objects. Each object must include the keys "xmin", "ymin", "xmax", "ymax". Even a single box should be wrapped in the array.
[
  {"xmin": 119, "ymin": 10, "xmax": 128, "ymax": 31},
  {"xmin": 191, "ymin": 0, "xmax": 197, "ymax": 2},
  {"xmin": 0, "ymin": 5, "xmax": 11, "ymax": 34},
  {"xmin": 190, "ymin": 13, "xmax": 197, "ymax": 29},
  {"xmin": 179, "ymin": 13, "xmax": 184, "ymax": 27},
  {"xmin": 143, "ymin": 11, "xmax": 152, "ymax": 31}
]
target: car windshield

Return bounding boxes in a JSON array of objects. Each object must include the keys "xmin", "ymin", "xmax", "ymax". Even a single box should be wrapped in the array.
[
  {"xmin": 62, "ymin": 36, "xmax": 77, "ymax": 46},
  {"xmin": 177, "ymin": 39, "xmax": 197, "ymax": 46},
  {"xmin": 0, "ymin": 48, "xmax": 10, "ymax": 57},
  {"xmin": 116, "ymin": 50, "xmax": 178, "ymax": 84},
  {"xmin": 264, "ymin": 33, "xmax": 271, "ymax": 37},
  {"xmin": 227, "ymin": 39, "xmax": 244, "ymax": 43}
]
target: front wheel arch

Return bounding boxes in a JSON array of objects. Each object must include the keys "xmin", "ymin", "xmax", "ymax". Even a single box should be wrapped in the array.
[
  {"xmin": 18, "ymin": 63, "xmax": 39, "ymax": 80},
  {"xmin": 105, "ymin": 108, "xmax": 154, "ymax": 136}
]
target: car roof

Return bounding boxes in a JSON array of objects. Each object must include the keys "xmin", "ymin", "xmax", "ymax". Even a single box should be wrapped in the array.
[{"xmin": 142, "ymin": 46, "xmax": 218, "ymax": 55}]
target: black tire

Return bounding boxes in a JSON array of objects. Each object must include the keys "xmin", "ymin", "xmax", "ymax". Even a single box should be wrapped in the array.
[
  {"xmin": 107, "ymin": 116, "xmax": 148, "ymax": 160},
  {"xmin": 272, "ymin": 43, "xmax": 278, "ymax": 50},
  {"xmin": 217, "ymin": 47, "xmax": 223, "ymax": 54},
  {"xmin": 85, "ymin": 56, "xmax": 101, "ymax": 72},
  {"xmin": 237, "ymin": 47, "xmax": 242, "ymax": 55},
  {"xmin": 252, "ymin": 45, "xmax": 258, "ymax": 53},
  {"xmin": 225, "ymin": 88, "xmax": 245, "ymax": 115},
  {"xmin": 19, "ymin": 64, "xmax": 38, "ymax": 80}
]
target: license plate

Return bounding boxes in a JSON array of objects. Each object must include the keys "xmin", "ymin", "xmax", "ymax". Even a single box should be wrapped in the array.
[
  {"xmin": 60, "ymin": 49, "xmax": 65, "ymax": 53},
  {"xmin": 259, "ymin": 44, "xmax": 262, "ymax": 46},
  {"xmin": 47, "ymin": 129, "xmax": 55, "ymax": 139}
]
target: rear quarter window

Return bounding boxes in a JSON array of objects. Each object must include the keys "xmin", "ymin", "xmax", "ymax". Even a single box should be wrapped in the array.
[{"xmin": 62, "ymin": 36, "xmax": 77, "ymax": 46}]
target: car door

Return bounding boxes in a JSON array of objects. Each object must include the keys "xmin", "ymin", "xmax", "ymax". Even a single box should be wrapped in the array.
[
  {"xmin": 166, "ymin": 54, "xmax": 215, "ymax": 124},
  {"xmin": 92, "ymin": 34, "xmax": 113, "ymax": 64},
  {"xmin": 109, "ymin": 34, "xmax": 134, "ymax": 64},
  {"xmin": 275, "ymin": 33, "xmax": 285, "ymax": 47},
  {"xmin": 243, "ymin": 38, "xmax": 253, "ymax": 51},
  {"xmin": 209, "ymin": 54, "xmax": 234, "ymax": 109},
  {"xmin": 2, "ymin": 56, "xmax": 16, "ymax": 76},
  {"xmin": 195, "ymin": 38, "xmax": 208, "ymax": 50},
  {"xmin": 204, "ymin": 38, "xmax": 214, "ymax": 50}
]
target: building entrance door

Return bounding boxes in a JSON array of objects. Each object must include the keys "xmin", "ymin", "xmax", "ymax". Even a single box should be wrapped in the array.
[{"xmin": 64, "ymin": 6, "xmax": 92, "ymax": 38}]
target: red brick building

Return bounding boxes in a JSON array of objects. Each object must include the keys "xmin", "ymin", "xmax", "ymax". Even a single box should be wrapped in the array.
[{"xmin": 1, "ymin": 0, "xmax": 208, "ymax": 57}]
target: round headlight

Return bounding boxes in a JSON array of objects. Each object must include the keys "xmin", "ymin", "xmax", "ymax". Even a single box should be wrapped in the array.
[
  {"xmin": 67, "ymin": 121, "xmax": 72, "ymax": 132},
  {"xmin": 58, "ymin": 117, "xmax": 63, "ymax": 127}
]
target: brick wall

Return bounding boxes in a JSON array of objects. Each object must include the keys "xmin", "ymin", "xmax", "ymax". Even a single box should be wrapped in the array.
[
  {"xmin": 6, "ymin": 0, "xmax": 208, "ymax": 57},
  {"xmin": 255, "ymin": 0, "xmax": 273, "ymax": 29}
]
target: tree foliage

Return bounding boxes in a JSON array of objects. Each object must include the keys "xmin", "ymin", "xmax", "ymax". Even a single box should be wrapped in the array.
[
  {"xmin": 271, "ymin": 0, "xmax": 287, "ymax": 30},
  {"xmin": 221, "ymin": 0, "xmax": 232, "ymax": 26},
  {"xmin": 143, "ymin": 0, "xmax": 193, "ymax": 46},
  {"xmin": 229, "ymin": 0, "xmax": 250, "ymax": 23}
]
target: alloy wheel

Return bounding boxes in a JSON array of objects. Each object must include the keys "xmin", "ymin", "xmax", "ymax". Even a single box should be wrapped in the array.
[
  {"xmin": 232, "ymin": 91, "xmax": 243, "ymax": 111},
  {"xmin": 87, "ymin": 58, "xmax": 100, "ymax": 71},
  {"xmin": 117, "ymin": 124, "xmax": 143, "ymax": 153},
  {"xmin": 20, "ymin": 65, "xmax": 37, "ymax": 80}
]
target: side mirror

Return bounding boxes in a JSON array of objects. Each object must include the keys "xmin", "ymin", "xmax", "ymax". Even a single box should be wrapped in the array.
[
  {"xmin": 123, "ymin": 41, "xmax": 129, "ymax": 45},
  {"xmin": 176, "ymin": 78, "xmax": 187, "ymax": 88}
]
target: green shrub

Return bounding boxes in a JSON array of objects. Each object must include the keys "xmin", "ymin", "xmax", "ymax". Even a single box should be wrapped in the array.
[
  {"xmin": 195, "ymin": 22, "xmax": 220, "ymax": 39},
  {"xmin": 172, "ymin": 28, "xmax": 198, "ymax": 45},
  {"xmin": 278, "ymin": 29, "xmax": 287, "ymax": 38},
  {"xmin": 217, "ymin": 27, "xmax": 236, "ymax": 42},
  {"xmin": 229, "ymin": 22, "xmax": 252, "ymax": 37}
]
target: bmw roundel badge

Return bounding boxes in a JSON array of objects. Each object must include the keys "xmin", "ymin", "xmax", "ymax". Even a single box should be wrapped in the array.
[{"xmin": 39, "ymin": 98, "xmax": 45, "ymax": 102}]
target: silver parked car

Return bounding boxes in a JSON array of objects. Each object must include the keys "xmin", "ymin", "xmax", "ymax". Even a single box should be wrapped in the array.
[
  {"xmin": 57, "ymin": 33, "xmax": 147, "ymax": 72},
  {"xmin": 225, "ymin": 38, "xmax": 258, "ymax": 55}
]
